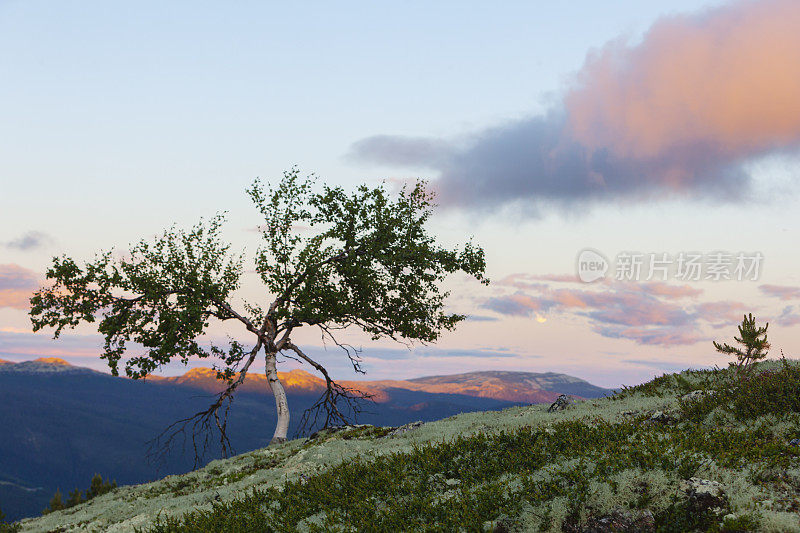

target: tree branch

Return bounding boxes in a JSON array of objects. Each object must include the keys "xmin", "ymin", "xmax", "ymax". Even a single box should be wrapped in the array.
[
  {"xmin": 268, "ymin": 244, "xmax": 368, "ymax": 315},
  {"xmin": 147, "ymin": 337, "xmax": 263, "ymax": 468},
  {"xmin": 211, "ymin": 298, "xmax": 262, "ymax": 336},
  {"xmin": 318, "ymin": 324, "xmax": 366, "ymax": 374},
  {"xmin": 284, "ymin": 342, "xmax": 374, "ymax": 436}
]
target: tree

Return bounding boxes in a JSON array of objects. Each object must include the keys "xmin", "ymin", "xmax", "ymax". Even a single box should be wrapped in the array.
[
  {"xmin": 43, "ymin": 488, "xmax": 65, "ymax": 514},
  {"xmin": 30, "ymin": 169, "xmax": 487, "ymax": 462},
  {"xmin": 84, "ymin": 474, "xmax": 116, "ymax": 500},
  {"xmin": 66, "ymin": 488, "xmax": 84, "ymax": 508},
  {"xmin": 713, "ymin": 313, "xmax": 770, "ymax": 374}
]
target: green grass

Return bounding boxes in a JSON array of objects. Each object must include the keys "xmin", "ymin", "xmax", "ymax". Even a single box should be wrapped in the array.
[{"xmin": 142, "ymin": 360, "xmax": 800, "ymax": 532}]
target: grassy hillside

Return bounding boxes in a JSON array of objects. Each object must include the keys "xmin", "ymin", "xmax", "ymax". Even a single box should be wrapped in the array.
[
  {"xmin": 11, "ymin": 358, "xmax": 800, "ymax": 532},
  {"xmin": 0, "ymin": 361, "xmax": 537, "ymax": 522}
]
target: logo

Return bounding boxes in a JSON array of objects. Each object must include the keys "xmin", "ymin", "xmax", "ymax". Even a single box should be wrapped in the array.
[{"xmin": 577, "ymin": 249, "xmax": 609, "ymax": 283}]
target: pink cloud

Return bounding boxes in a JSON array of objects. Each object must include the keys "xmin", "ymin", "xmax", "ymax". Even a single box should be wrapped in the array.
[
  {"xmin": 694, "ymin": 301, "xmax": 752, "ymax": 328},
  {"xmin": 567, "ymin": 0, "xmax": 800, "ymax": 164},
  {"xmin": 352, "ymin": 0, "xmax": 800, "ymax": 210},
  {"xmin": 0, "ymin": 264, "xmax": 39, "ymax": 310},
  {"xmin": 494, "ymin": 273, "xmax": 551, "ymax": 290},
  {"xmin": 759, "ymin": 284, "xmax": 800, "ymax": 300},
  {"xmin": 594, "ymin": 325, "xmax": 707, "ymax": 347},
  {"xmin": 527, "ymin": 273, "xmax": 581, "ymax": 283}
]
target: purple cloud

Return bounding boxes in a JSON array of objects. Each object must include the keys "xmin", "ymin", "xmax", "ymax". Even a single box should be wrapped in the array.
[
  {"xmin": 776, "ymin": 306, "xmax": 800, "ymax": 327},
  {"xmin": 759, "ymin": 284, "xmax": 800, "ymax": 300},
  {"xmin": 482, "ymin": 274, "xmax": 748, "ymax": 346}
]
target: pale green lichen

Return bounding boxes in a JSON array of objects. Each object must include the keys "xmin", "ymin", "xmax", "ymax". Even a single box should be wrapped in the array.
[{"xmin": 14, "ymin": 360, "xmax": 800, "ymax": 532}]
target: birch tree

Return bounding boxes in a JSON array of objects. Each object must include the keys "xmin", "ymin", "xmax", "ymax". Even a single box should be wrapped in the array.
[{"xmin": 29, "ymin": 169, "xmax": 487, "ymax": 461}]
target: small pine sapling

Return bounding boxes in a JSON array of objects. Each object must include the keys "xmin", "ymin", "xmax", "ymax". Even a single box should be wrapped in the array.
[{"xmin": 713, "ymin": 313, "xmax": 770, "ymax": 375}]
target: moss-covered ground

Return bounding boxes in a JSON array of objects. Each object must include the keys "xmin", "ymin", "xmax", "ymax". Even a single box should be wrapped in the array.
[{"xmin": 15, "ymin": 358, "xmax": 800, "ymax": 532}]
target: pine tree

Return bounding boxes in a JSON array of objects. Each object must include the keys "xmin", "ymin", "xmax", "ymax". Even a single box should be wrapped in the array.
[
  {"xmin": 44, "ymin": 488, "xmax": 65, "ymax": 514},
  {"xmin": 713, "ymin": 313, "xmax": 770, "ymax": 374},
  {"xmin": 66, "ymin": 488, "xmax": 84, "ymax": 507},
  {"xmin": 84, "ymin": 474, "xmax": 116, "ymax": 500}
]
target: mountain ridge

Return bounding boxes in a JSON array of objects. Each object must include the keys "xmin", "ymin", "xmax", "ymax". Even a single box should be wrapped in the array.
[
  {"xmin": 144, "ymin": 365, "xmax": 611, "ymax": 404},
  {"xmin": 0, "ymin": 358, "xmax": 611, "ymax": 404}
]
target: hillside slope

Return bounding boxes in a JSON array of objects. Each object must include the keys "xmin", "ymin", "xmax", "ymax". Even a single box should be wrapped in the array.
[
  {"xmin": 12, "ymin": 359, "xmax": 800, "ymax": 532},
  {"xmin": 0, "ymin": 360, "xmax": 609, "ymax": 521}
]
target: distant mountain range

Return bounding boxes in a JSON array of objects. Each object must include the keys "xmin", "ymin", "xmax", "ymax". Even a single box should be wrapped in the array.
[
  {"xmin": 147, "ymin": 366, "xmax": 610, "ymax": 404},
  {"xmin": 0, "ymin": 358, "xmax": 611, "ymax": 521}
]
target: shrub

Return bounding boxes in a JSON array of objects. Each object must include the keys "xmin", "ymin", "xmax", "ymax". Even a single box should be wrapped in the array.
[
  {"xmin": 43, "ymin": 473, "xmax": 117, "ymax": 515},
  {"xmin": 43, "ymin": 488, "xmax": 65, "ymax": 514},
  {"xmin": 728, "ymin": 359, "xmax": 800, "ymax": 419},
  {"xmin": 85, "ymin": 473, "xmax": 117, "ymax": 500},
  {"xmin": 680, "ymin": 358, "xmax": 800, "ymax": 422},
  {"xmin": 0, "ymin": 506, "xmax": 20, "ymax": 533}
]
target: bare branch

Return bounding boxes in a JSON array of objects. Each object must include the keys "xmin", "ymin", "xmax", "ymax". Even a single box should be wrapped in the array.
[
  {"xmin": 147, "ymin": 338, "xmax": 263, "ymax": 468},
  {"xmin": 284, "ymin": 342, "xmax": 374, "ymax": 437},
  {"xmin": 318, "ymin": 324, "xmax": 366, "ymax": 374}
]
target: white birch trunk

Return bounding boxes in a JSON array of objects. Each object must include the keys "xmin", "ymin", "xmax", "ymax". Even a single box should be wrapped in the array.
[{"xmin": 266, "ymin": 352, "xmax": 290, "ymax": 444}]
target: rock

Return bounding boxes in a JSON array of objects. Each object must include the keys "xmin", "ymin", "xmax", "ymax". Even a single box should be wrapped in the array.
[
  {"xmin": 548, "ymin": 394, "xmax": 572, "ymax": 412},
  {"xmin": 483, "ymin": 516, "xmax": 514, "ymax": 532},
  {"xmin": 577, "ymin": 508, "xmax": 655, "ymax": 532},
  {"xmin": 308, "ymin": 424, "xmax": 373, "ymax": 440},
  {"xmin": 680, "ymin": 389, "xmax": 716, "ymax": 402},
  {"xmin": 387, "ymin": 421, "xmax": 424, "ymax": 436},
  {"xmin": 648, "ymin": 410, "xmax": 675, "ymax": 424},
  {"xmin": 681, "ymin": 477, "xmax": 727, "ymax": 513}
]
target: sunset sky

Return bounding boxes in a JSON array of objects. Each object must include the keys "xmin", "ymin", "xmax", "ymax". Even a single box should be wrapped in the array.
[{"xmin": 2, "ymin": 0, "xmax": 800, "ymax": 388}]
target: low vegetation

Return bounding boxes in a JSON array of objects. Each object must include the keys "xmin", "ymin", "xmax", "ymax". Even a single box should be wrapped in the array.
[
  {"xmin": 0, "ymin": 507, "xmax": 20, "ymax": 533},
  {"xmin": 131, "ymin": 357, "xmax": 800, "ymax": 533},
  {"xmin": 43, "ymin": 474, "xmax": 117, "ymax": 515},
  {"xmin": 11, "ymin": 316, "xmax": 800, "ymax": 532}
]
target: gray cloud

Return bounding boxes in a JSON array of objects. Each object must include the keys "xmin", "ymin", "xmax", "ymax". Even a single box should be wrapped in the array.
[
  {"xmin": 596, "ymin": 325, "xmax": 707, "ymax": 346},
  {"xmin": 351, "ymin": 113, "xmax": 752, "ymax": 213},
  {"xmin": 347, "ymin": 135, "xmax": 454, "ymax": 170},
  {"xmin": 359, "ymin": 347, "xmax": 521, "ymax": 360},
  {"xmin": 622, "ymin": 358, "xmax": 710, "ymax": 372},
  {"xmin": 5, "ymin": 231, "xmax": 53, "ymax": 251},
  {"xmin": 0, "ymin": 264, "xmax": 38, "ymax": 291},
  {"xmin": 465, "ymin": 314, "xmax": 500, "ymax": 322}
]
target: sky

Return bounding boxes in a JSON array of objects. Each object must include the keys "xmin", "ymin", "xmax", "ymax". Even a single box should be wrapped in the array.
[{"xmin": 2, "ymin": 0, "xmax": 800, "ymax": 388}]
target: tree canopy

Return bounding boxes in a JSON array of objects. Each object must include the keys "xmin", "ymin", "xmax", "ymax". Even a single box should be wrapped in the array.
[{"xmin": 30, "ymin": 169, "xmax": 487, "ymax": 460}]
